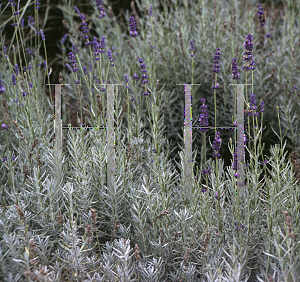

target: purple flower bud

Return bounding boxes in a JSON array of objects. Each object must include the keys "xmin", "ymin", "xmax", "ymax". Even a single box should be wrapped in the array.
[
  {"xmin": 99, "ymin": 35, "xmax": 106, "ymax": 53},
  {"xmin": 8, "ymin": 0, "xmax": 16, "ymax": 7},
  {"xmin": 61, "ymin": 33, "xmax": 68, "ymax": 47},
  {"xmin": 74, "ymin": 6, "xmax": 81, "ymax": 14},
  {"xmin": 190, "ymin": 40, "xmax": 195, "ymax": 57},
  {"xmin": 139, "ymin": 57, "xmax": 148, "ymax": 85},
  {"xmin": 242, "ymin": 34, "xmax": 255, "ymax": 72},
  {"xmin": 68, "ymin": 52, "xmax": 78, "ymax": 72},
  {"xmin": 212, "ymin": 131, "xmax": 221, "ymax": 158},
  {"xmin": 83, "ymin": 66, "xmax": 87, "ymax": 75},
  {"xmin": 20, "ymin": 18, "xmax": 24, "ymax": 28},
  {"xmin": 199, "ymin": 98, "xmax": 209, "ymax": 133},
  {"xmin": 72, "ymin": 44, "xmax": 77, "ymax": 54},
  {"xmin": 231, "ymin": 57, "xmax": 240, "ymax": 80},
  {"xmin": 149, "ymin": 4, "xmax": 153, "ymax": 16},
  {"xmin": 39, "ymin": 29, "xmax": 45, "ymax": 41},
  {"xmin": 260, "ymin": 100, "xmax": 264, "ymax": 112},
  {"xmin": 213, "ymin": 47, "xmax": 221, "ymax": 73},
  {"xmin": 128, "ymin": 16, "xmax": 138, "ymax": 38},
  {"xmin": 257, "ymin": 4, "xmax": 267, "ymax": 27},
  {"xmin": 107, "ymin": 50, "xmax": 114, "ymax": 66},
  {"xmin": 28, "ymin": 15, "xmax": 34, "ymax": 27},
  {"xmin": 96, "ymin": 0, "xmax": 106, "ymax": 18},
  {"xmin": 35, "ymin": 0, "xmax": 40, "ymax": 9},
  {"xmin": 12, "ymin": 74, "xmax": 17, "ymax": 85}
]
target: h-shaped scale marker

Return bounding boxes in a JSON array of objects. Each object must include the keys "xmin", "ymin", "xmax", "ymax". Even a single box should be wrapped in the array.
[
  {"xmin": 48, "ymin": 83, "xmax": 122, "ymax": 199},
  {"xmin": 176, "ymin": 83, "xmax": 250, "ymax": 200}
]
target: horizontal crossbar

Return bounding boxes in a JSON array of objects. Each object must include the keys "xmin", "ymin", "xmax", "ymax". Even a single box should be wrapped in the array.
[
  {"xmin": 192, "ymin": 126, "xmax": 237, "ymax": 129},
  {"xmin": 62, "ymin": 126, "xmax": 106, "ymax": 129}
]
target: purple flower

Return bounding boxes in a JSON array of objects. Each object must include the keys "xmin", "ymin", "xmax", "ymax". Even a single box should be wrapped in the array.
[
  {"xmin": 68, "ymin": 52, "xmax": 78, "ymax": 72},
  {"xmin": 74, "ymin": 6, "xmax": 81, "ymax": 14},
  {"xmin": 72, "ymin": 44, "xmax": 77, "ymax": 54},
  {"xmin": 3, "ymin": 158, "xmax": 7, "ymax": 162},
  {"xmin": 20, "ymin": 19, "xmax": 24, "ymax": 28},
  {"xmin": 96, "ymin": 0, "xmax": 106, "ymax": 18},
  {"xmin": 249, "ymin": 93, "xmax": 259, "ymax": 116},
  {"xmin": 202, "ymin": 166, "xmax": 212, "ymax": 175},
  {"xmin": 213, "ymin": 47, "xmax": 221, "ymax": 73},
  {"xmin": 61, "ymin": 33, "xmax": 68, "ymax": 49},
  {"xmin": 128, "ymin": 16, "xmax": 138, "ymax": 38},
  {"xmin": 125, "ymin": 74, "xmax": 129, "ymax": 89},
  {"xmin": 14, "ymin": 11, "xmax": 19, "ymax": 15},
  {"xmin": 242, "ymin": 34, "xmax": 255, "ymax": 72},
  {"xmin": 190, "ymin": 40, "xmax": 195, "ymax": 57},
  {"xmin": 12, "ymin": 74, "xmax": 16, "ymax": 85},
  {"xmin": 257, "ymin": 4, "xmax": 267, "ymax": 28},
  {"xmin": 202, "ymin": 188, "xmax": 207, "ymax": 193},
  {"xmin": 215, "ymin": 191, "xmax": 219, "ymax": 200},
  {"xmin": 8, "ymin": 0, "xmax": 16, "ymax": 7},
  {"xmin": 212, "ymin": 131, "xmax": 221, "ymax": 158},
  {"xmin": 28, "ymin": 15, "xmax": 34, "ymax": 27},
  {"xmin": 12, "ymin": 23, "xmax": 17, "ymax": 27},
  {"xmin": 107, "ymin": 50, "xmax": 114, "ymax": 66},
  {"xmin": 89, "ymin": 63, "xmax": 93, "ymax": 73},
  {"xmin": 39, "ymin": 29, "xmax": 45, "ymax": 41},
  {"xmin": 28, "ymin": 62, "xmax": 32, "ymax": 70},
  {"xmin": 199, "ymin": 98, "xmax": 209, "ymax": 133},
  {"xmin": 133, "ymin": 73, "xmax": 139, "ymax": 81},
  {"xmin": 139, "ymin": 57, "xmax": 149, "ymax": 95},
  {"xmin": 99, "ymin": 35, "xmax": 106, "ymax": 53},
  {"xmin": 83, "ymin": 66, "xmax": 87, "ymax": 75},
  {"xmin": 149, "ymin": 4, "xmax": 153, "ymax": 16},
  {"xmin": 93, "ymin": 37, "xmax": 100, "ymax": 61},
  {"xmin": 15, "ymin": 64, "xmax": 19, "ymax": 75},
  {"xmin": 36, "ymin": 0, "xmax": 40, "ymax": 9},
  {"xmin": 231, "ymin": 57, "xmax": 240, "ymax": 80},
  {"xmin": 265, "ymin": 33, "xmax": 271, "ymax": 38},
  {"xmin": 28, "ymin": 82, "xmax": 33, "ymax": 89},
  {"xmin": 260, "ymin": 100, "xmax": 264, "ymax": 112},
  {"xmin": 259, "ymin": 160, "xmax": 267, "ymax": 165},
  {"xmin": 0, "ymin": 72, "xmax": 5, "ymax": 94},
  {"xmin": 75, "ymin": 7, "xmax": 92, "ymax": 46}
]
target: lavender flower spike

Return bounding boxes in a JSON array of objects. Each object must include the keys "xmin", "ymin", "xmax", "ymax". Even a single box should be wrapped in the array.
[
  {"xmin": 212, "ymin": 131, "xmax": 221, "ymax": 158},
  {"xmin": 231, "ymin": 57, "xmax": 239, "ymax": 80},
  {"xmin": 149, "ymin": 4, "xmax": 153, "ymax": 16},
  {"xmin": 128, "ymin": 16, "xmax": 138, "ymax": 38},
  {"xmin": 199, "ymin": 98, "xmax": 209, "ymax": 133},
  {"xmin": 257, "ymin": 4, "xmax": 267, "ymax": 27},
  {"xmin": 190, "ymin": 40, "xmax": 195, "ymax": 57}
]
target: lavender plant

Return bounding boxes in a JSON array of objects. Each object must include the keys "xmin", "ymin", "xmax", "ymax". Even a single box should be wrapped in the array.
[{"xmin": 0, "ymin": 0, "xmax": 300, "ymax": 281}]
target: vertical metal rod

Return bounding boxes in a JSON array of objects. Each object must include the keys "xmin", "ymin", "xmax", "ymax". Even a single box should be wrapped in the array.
[
  {"xmin": 237, "ymin": 84, "xmax": 245, "ymax": 189},
  {"xmin": 184, "ymin": 84, "xmax": 192, "ymax": 199},
  {"xmin": 106, "ymin": 84, "xmax": 115, "ymax": 198}
]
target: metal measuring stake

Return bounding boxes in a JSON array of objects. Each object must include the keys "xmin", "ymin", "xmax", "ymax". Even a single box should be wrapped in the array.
[
  {"xmin": 176, "ymin": 83, "xmax": 201, "ymax": 200},
  {"xmin": 49, "ymin": 83, "xmax": 121, "ymax": 199}
]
